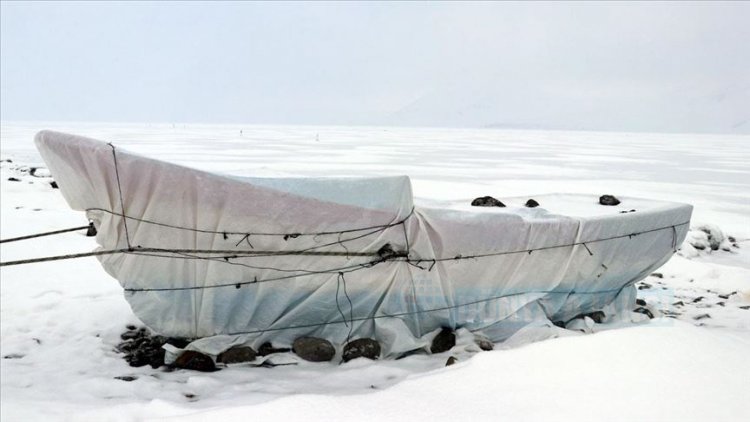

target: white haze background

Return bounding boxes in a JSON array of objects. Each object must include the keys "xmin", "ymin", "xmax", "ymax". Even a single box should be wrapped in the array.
[{"xmin": 1, "ymin": 1, "xmax": 749, "ymax": 133}]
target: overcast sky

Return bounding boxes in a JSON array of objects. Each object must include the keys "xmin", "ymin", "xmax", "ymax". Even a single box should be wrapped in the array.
[{"xmin": 1, "ymin": 1, "xmax": 748, "ymax": 133}]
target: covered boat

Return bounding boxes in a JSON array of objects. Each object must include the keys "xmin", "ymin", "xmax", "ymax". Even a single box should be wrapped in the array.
[{"xmin": 35, "ymin": 130, "xmax": 692, "ymax": 357}]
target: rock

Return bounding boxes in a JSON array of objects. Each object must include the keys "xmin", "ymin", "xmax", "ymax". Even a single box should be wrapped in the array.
[
  {"xmin": 525, "ymin": 199, "xmax": 539, "ymax": 208},
  {"xmin": 172, "ymin": 350, "xmax": 217, "ymax": 372},
  {"xmin": 599, "ymin": 194, "xmax": 620, "ymax": 206},
  {"xmin": 126, "ymin": 324, "xmax": 137, "ymax": 330},
  {"xmin": 257, "ymin": 342, "xmax": 291, "ymax": 356},
  {"xmin": 445, "ymin": 356, "xmax": 458, "ymax": 366},
  {"xmin": 739, "ymin": 306, "xmax": 750, "ymax": 310},
  {"xmin": 552, "ymin": 320, "xmax": 566, "ymax": 328},
  {"xmin": 638, "ymin": 282, "xmax": 652, "ymax": 290},
  {"xmin": 672, "ymin": 301, "xmax": 685, "ymax": 306},
  {"xmin": 217, "ymin": 346, "xmax": 256, "ymax": 364},
  {"xmin": 693, "ymin": 313, "xmax": 711, "ymax": 320},
  {"xmin": 474, "ymin": 336, "xmax": 494, "ymax": 351},
  {"xmin": 49, "ymin": 181, "xmax": 58, "ymax": 189},
  {"xmin": 3, "ymin": 353, "xmax": 24, "ymax": 359},
  {"xmin": 292, "ymin": 337, "xmax": 335, "ymax": 362},
  {"xmin": 692, "ymin": 296, "xmax": 704, "ymax": 303},
  {"xmin": 86, "ymin": 223, "xmax": 97, "ymax": 237},
  {"xmin": 471, "ymin": 196, "xmax": 505, "ymax": 207},
  {"xmin": 430, "ymin": 328, "xmax": 456, "ymax": 354},
  {"xmin": 114, "ymin": 375, "xmax": 138, "ymax": 382},
  {"xmin": 650, "ymin": 272, "xmax": 663, "ymax": 278},
  {"xmin": 342, "ymin": 338, "xmax": 381, "ymax": 362},
  {"xmin": 636, "ymin": 298, "xmax": 647, "ymax": 306},
  {"xmin": 633, "ymin": 307, "xmax": 654, "ymax": 319},
  {"xmin": 7, "ymin": 177, "xmax": 20, "ymax": 182}
]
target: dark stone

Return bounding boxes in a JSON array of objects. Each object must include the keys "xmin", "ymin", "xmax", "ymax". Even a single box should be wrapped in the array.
[
  {"xmin": 257, "ymin": 342, "xmax": 291, "ymax": 356},
  {"xmin": 728, "ymin": 236, "xmax": 736, "ymax": 243},
  {"xmin": 716, "ymin": 302, "xmax": 725, "ymax": 307},
  {"xmin": 49, "ymin": 180, "xmax": 58, "ymax": 189},
  {"xmin": 217, "ymin": 346, "xmax": 256, "ymax": 364},
  {"xmin": 718, "ymin": 292, "xmax": 736, "ymax": 300},
  {"xmin": 114, "ymin": 375, "xmax": 138, "ymax": 382},
  {"xmin": 430, "ymin": 328, "xmax": 456, "ymax": 354},
  {"xmin": 636, "ymin": 298, "xmax": 647, "ymax": 306},
  {"xmin": 692, "ymin": 296, "xmax": 704, "ymax": 303},
  {"xmin": 86, "ymin": 223, "xmax": 97, "ymax": 237},
  {"xmin": 650, "ymin": 273, "xmax": 663, "ymax": 278},
  {"xmin": 292, "ymin": 337, "xmax": 335, "ymax": 362},
  {"xmin": 638, "ymin": 282, "xmax": 652, "ymax": 290},
  {"xmin": 7, "ymin": 177, "xmax": 20, "ymax": 182},
  {"xmin": 672, "ymin": 301, "xmax": 684, "ymax": 306},
  {"xmin": 739, "ymin": 306, "xmax": 750, "ymax": 310},
  {"xmin": 634, "ymin": 307, "xmax": 654, "ymax": 319},
  {"xmin": 471, "ymin": 196, "xmax": 505, "ymax": 207},
  {"xmin": 3, "ymin": 353, "xmax": 24, "ymax": 359},
  {"xmin": 693, "ymin": 313, "xmax": 711, "ymax": 320},
  {"xmin": 445, "ymin": 356, "xmax": 458, "ymax": 366},
  {"xmin": 172, "ymin": 350, "xmax": 217, "ymax": 372},
  {"xmin": 342, "ymin": 338, "xmax": 381, "ymax": 362},
  {"xmin": 552, "ymin": 320, "xmax": 566, "ymax": 328},
  {"xmin": 126, "ymin": 324, "xmax": 137, "ymax": 330},
  {"xmin": 524, "ymin": 199, "xmax": 539, "ymax": 208},
  {"xmin": 475, "ymin": 337, "xmax": 494, "ymax": 351},
  {"xmin": 599, "ymin": 194, "xmax": 621, "ymax": 206}
]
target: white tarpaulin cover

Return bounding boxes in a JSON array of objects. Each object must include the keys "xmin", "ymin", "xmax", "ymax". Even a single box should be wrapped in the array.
[{"xmin": 35, "ymin": 130, "xmax": 692, "ymax": 357}]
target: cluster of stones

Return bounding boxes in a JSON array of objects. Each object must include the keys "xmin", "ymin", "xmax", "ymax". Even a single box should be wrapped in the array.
[
  {"xmin": 470, "ymin": 196, "xmax": 541, "ymax": 208},
  {"xmin": 116, "ymin": 325, "xmax": 496, "ymax": 373}
]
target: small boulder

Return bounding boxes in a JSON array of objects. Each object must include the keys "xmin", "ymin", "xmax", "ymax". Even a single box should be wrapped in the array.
[
  {"xmin": 445, "ymin": 356, "xmax": 458, "ymax": 366},
  {"xmin": 525, "ymin": 199, "xmax": 539, "ymax": 208},
  {"xmin": 599, "ymin": 194, "xmax": 620, "ymax": 206},
  {"xmin": 471, "ymin": 196, "xmax": 505, "ymax": 207},
  {"xmin": 7, "ymin": 177, "xmax": 20, "ymax": 182},
  {"xmin": 172, "ymin": 350, "xmax": 217, "ymax": 372},
  {"xmin": 217, "ymin": 346, "xmax": 256, "ymax": 364},
  {"xmin": 474, "ymin": 336, "xmax": 494, "ymax": 351},
  {"xmin": 292, "ymin": 337, "xmax": 335, "ymax": 362},
  {"xmin": 342, "ymin": 338, "xmax": 381, "ymax": 362},
  {"xmin": 86, "ymin": 222, "xmax": 97, "ymax": 237},
  {"xmin": 430, "ymin": 328, "xmax": 456, "ymax": 354},
  {"xmin": 50, "ymin": 181, "xmax": 59, "ymax": 189}
]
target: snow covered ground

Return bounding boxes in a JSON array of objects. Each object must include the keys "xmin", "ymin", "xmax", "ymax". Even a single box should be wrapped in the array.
[{"xmin": 1, "ymin": 122, "xmax": 748, "ymax": 421}]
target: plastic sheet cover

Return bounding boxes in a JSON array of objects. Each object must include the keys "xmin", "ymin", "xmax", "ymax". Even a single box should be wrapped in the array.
[{"xmin": 35, "ymin": 131, "xmax": 693, "ymax": 357}]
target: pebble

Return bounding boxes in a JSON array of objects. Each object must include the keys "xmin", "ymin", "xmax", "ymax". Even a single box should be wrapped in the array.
[
  {"xmin": 633, "ymin": 307, "xmax": 654, "ymax": 319},
  {"xmin": 474, "ymin": 335, "xmax": 494, "ymax": 351},
  {"xmin": 7, "ymin": 177, "xmax": 20, "ymax": 182},
  {"xmin": 342, "ymin": 338, "xmax": 381, "ymax": 362},
  {"xmin": 445, "ymin": 356, "xmax": 458, "ymax": 366},
  {"xmin": 292, "ymin": 337, "xmax": 335, "ymax": 362},
  {"xmin": 525, "ymin": 199, "xmax": 539, "ymax": 208}
]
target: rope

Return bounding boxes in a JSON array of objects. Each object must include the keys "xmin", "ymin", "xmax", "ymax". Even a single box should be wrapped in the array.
[
  {"xmin": 108, "ymin": 144, "xmax": 132, "ymax": 249},
  {"xmin": 84, "ymin": 206, "xmax": 416, "ymax": 238},
  {"xmin": 0, "ymin": 224, "xmax": 91, "ymax": 244},
  {"xmin": 0, "ymin": 247, "xmax": 403, "ymax": 268}
]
